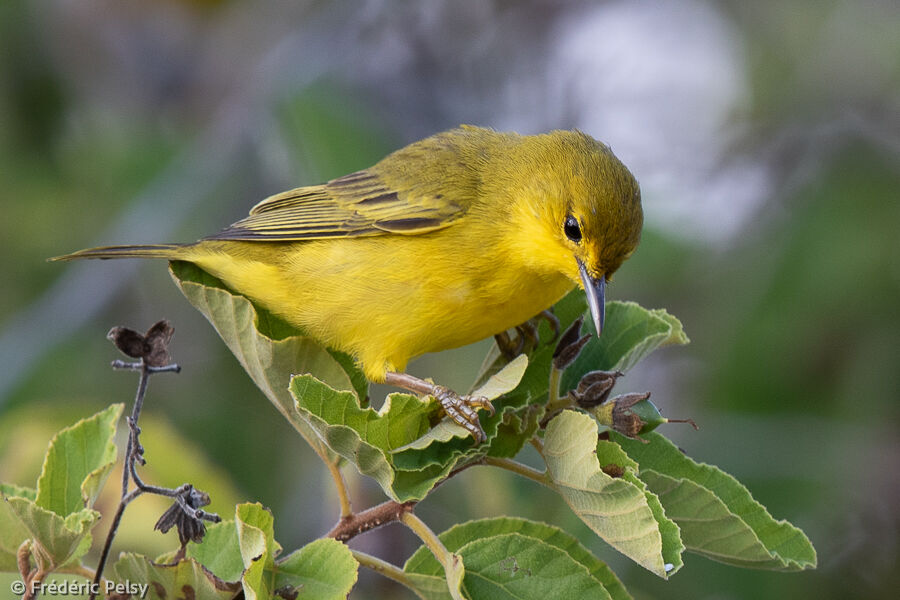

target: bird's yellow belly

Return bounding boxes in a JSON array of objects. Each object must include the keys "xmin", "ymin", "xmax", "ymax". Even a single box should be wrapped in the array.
[{"xmin": 191, "ymin": 237, "xmax": 575, "ymax": 381}]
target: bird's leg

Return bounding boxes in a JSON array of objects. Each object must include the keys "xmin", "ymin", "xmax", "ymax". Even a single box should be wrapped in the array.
[
  {"xmin": 494, "ymin": 309, "xmax": 562, "ymax": 359},
  {"xmin": 537, "ymin": 309, "xmax": 561, "ymax": 342},
  {"xmin": 494, "ymin": 330, "xmax": 524, "ymax": 359},
  {"xmin": 383, "ymin": 372, "xmax": 494, "ymax": 443}
]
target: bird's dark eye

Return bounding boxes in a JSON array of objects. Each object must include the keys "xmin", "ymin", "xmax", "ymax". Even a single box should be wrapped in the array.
[{"xmin": 564, "ymin": 215, "xmax": 582, "ymax": 243}]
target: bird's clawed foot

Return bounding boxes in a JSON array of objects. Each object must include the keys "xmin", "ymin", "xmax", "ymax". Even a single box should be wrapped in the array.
[
  {"xmin": 495, "ymin": 310, "xmax": 561, "ymax": 359},
  {"xmin": 383, "ymin": 371, "xmax": 494, "ymax": 443},
  {"xmin": 432, "ymin": 385, "xmax": 494, "ymax": 443}
]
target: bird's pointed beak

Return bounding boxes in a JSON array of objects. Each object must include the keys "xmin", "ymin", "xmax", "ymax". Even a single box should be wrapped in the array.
[{"xmin": 578, "ymin": 260, "xmax": 606, "ymax": 337}]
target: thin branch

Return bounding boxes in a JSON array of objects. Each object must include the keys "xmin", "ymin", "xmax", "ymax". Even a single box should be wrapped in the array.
[
  {"xmin": 325, "ymin": 500, "xmax": 415, "ymax": 542},
  {"xmin": 350, "ymin": 550, "xmax": 427, "ymax": 600},
  {"xmin": 482, "ymin": 456, "xmax": 551, "ymax": 487},
  {"xmin": 92, "ymin": 341, "xmax": 219, "ymax": 600},
  {"xmin": 323, "ymin": 457, "xmax": 485, "ymax": 543}
]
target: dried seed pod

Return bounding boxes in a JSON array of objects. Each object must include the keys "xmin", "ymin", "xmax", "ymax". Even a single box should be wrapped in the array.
[
  {"xmin": 107, "ymin": 320, "xmax": 174, "ymax": 367},
  {"xmin": 552, "ymin": 316, "xmax": 593, "ymax": 370},
  {"xmin": 592, "ymin": 392, "xmax": 697, "ymax": 441}
]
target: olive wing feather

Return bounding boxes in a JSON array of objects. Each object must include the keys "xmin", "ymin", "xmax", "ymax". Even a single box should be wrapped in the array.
[{"xmin": 206, "ymin": 169, "xmax": 466, "ymax": 241}]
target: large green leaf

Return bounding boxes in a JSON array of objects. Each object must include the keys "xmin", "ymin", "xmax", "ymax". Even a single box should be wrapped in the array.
[
  {"xmin": 290, "ymin": 374, "xmax": 458, "ymax": 502},
  {"xmin": 290, "ymin": 356, "xmax": 532, "ymax": 501},
  {"xmin": 186, "ymin": 519, "xmax": 244, "ymax": 583},
  {"xmin": 405, "ymin": 517, "xmax": 631, "ymax": 600},
  {"xmin": 406, "ymin": 529, "xmax": 614, "ymax": 600},
  {"xmin": 615, "ymin": 432, "xmax": 817, "ymax": 571},
  {"xmin": 170, "ymin": 261, "xmax": 365, "ymax": 461},
  {"xmin": 4, "ymin": 498, "xmax": 98, "ymax": 571},
  {"xmin": 112, "ymin": 553, "xmax": 238, "ymax": 600},
  {"xmin": 561, "ymin": 302, "xmax": 688, "ymax": 392},
  {"xmin": 541, "ymin": 411, "xmax": 683, "ymax": 577},
  {"xmin": 274, "ymin": 538, "xmax": 358, "ymax": 600},
  {"xmin": 35, "ymin": 404, "xmax": 122, "ymax": 516},
  {"xmin": 0, "ymin": 406, "xmax": 121, "ymax": 572}
]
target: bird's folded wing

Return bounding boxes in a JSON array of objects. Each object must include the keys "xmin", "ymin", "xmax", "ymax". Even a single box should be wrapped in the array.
[{"xmin": 206, "ymin": 169, "xmax": 465, "ymax": 241}]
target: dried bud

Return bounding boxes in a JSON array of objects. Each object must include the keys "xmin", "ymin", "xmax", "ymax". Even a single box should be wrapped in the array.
[
  {"xmin": 107, "ymin": 320, "xmax": 174, "ymax": 367},
  {"xmin": 107, "ymin": 327, "xmax": 146, "ymax": 359},
  {"xmin": 154, "ymin": 486, "xmax": 213, "ymax": 546},
  {"xmin": 569, "ymin": 370, "xmax": 623, "ymax": 407},
  {"xmin": 552, "ymin": 316, "xmax": 592, "ymax": 370},
  {"xmin": 143, "ymin": 320, "xmax": 174, "ymax": 367}
]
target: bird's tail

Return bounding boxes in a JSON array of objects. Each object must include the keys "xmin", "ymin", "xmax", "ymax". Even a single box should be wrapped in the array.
[{"xmin": 50, "ymin": 244, "xmax": 187, "ymax": 262}]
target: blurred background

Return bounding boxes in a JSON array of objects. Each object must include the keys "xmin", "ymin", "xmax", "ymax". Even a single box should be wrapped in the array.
[{"xmin": 1, "ymin": 0, "xmax": 898, "ymax": 598}]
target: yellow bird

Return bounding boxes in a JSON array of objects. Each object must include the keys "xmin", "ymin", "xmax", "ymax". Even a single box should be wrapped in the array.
[{"xmin": 54, "ymin": 126, "xmax": 643, "ymax": 442}]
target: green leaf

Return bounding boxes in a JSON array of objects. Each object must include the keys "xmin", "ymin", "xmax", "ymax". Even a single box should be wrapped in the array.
[
  {"xmin": 541, "ymin": 411, "xmax": 682, "ymax": 577},
  {"xmin": 485, "ymin": 404, "xmax": 543, "ymax": 459},
  {"xmin": 186, "ymin": 520, "xmax": 244, "ymax": 583},
  {"xmin": 274, "ymin": 538, "xmax": 358, "ymax": 600},
  {"xmin": 112, "ymin": 553, "xmax": 238, "ymax": 600},
  {"xmin": 561, "ymin": 302, "xmax": 689, "ymax": 392},
  {"xmin": 0, "ymin": 406, "xmax": 121, "ymax": 572},
  {"xmin": 170, "ymin": 261, "xmax": 365, "ymax": 462},
  {"xmin": 615, "ymin": 432, "xmax": 817, "ymax": 571},
  {"xmin": 471, "ymin": 354, "xmax": 529, "ymax": 400},
  {"xmin": 593, "ymin": 440, "xmax": 684, "ymax": 575},
  {"xmin": 4, "ymin": 498, "xmax": 98, "ymax": 571},
  {"xmin": 35, "ymin": 404, "xmax": 123, "ymax": 516},
  {"xmin": 0, "ymin": 484, "xmax": 36, "ymax": 500},
  {"xmin": 290, "ymin": 374, "xmax": 461, "ymax": 502},
  {"xmin": 407, "ymin": 530, "xmax": 613, "ymax": 600},
  {"xmin": 0, "ymin": 495, "xmax": 34, "ymax": 571},
  {"xmin": 405, "ymin": 517, "xmax": 631, "ymax": 600},
  {"xmin": 236, "ymin": 502, "xmax": 280, "ymax": 600}
]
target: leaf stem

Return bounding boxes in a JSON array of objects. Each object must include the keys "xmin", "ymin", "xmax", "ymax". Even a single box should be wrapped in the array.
[
  {"xmin": 482, "ymin": 456, "xmax": 551, "ymax": 487},
  {"xmin": 544, "ymin": 367, "xmax": 576, "ymax": 418},
  {"xmin": 350, "ymin": 550, "xmax": 427, "ymax": 600},
  {"xmin": 400, "ymin": 511, "xmax": 450, "ymax": 566},
  {"xmin": 548, "ymin": 366, "xmax": 562, "ymax": 406},
  {"xmin": 400, "ymin": 512, "xmax": 463, "ymax": 600},
  {"xmin": 324, "ymin": 458, "xmax": 353, "ymax": 519}
]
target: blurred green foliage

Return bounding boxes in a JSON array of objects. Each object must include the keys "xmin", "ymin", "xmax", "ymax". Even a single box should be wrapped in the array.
[{"xmin": 1, "ymin": 0, "xmax": 897, "ymax": 598}]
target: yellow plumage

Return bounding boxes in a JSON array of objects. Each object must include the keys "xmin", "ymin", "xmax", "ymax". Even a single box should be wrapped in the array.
[{"xmin": 55, "ymin": 126, "xmax": 642, "ymax": 439}]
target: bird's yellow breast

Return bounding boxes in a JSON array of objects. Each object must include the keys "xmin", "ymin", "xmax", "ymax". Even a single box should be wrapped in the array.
[{"xmin": 188, "ymin": 226, "xmax": 574, "ymax": 381}]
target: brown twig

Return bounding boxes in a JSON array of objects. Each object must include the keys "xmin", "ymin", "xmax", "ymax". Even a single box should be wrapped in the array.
[
  {"xmin": 323, "ymin": 458, "xmax": 484, "ymax": 543},
  {"xmin": 326, "ymin": 500, "xmax": 416, "ymax": 542}
]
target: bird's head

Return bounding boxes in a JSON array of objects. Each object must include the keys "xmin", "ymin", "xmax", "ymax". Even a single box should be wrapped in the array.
[{"xmin": 501, "ymin": 130, "xmax": 643, "ymax": 337}]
